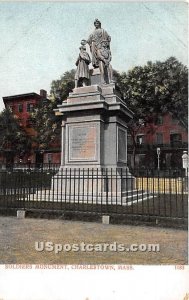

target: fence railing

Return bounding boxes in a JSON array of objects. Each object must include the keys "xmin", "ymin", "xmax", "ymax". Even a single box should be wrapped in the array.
[{"xmin": 0, "ymin": 168, "xmax": 188, "ymax": 223}]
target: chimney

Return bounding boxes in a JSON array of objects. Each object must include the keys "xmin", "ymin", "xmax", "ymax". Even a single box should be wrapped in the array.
[{"xmin": 40, "ymin": 89, "xmax": 47, "ymax": 99}]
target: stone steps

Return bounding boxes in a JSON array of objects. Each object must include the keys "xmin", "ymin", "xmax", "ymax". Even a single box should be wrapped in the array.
[{"xmin": 23, "ymin": 190, "xmax": 155, "ymax": 206}]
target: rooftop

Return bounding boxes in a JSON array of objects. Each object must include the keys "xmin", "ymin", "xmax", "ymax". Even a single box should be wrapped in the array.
[
  {"xmin": 3, "ymin": 89, "xmax": 47, "ymax": 104},
  {"xmin": 3, "ymin": 92, "xmax": 42, "ymax": 101}
]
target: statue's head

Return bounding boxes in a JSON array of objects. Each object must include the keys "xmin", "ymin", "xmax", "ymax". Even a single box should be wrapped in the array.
[
  {"xmin": 94, "ymin": 19, "xmax": 101, "ymax": 28},
  {"xmin": 81, "ymin": 39, "xmax": 87, "ymax": 46}
]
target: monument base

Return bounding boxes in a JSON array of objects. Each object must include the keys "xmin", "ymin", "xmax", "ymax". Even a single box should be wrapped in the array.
[
  {"xmin": 52, "ymin": 82, "xmax": 136, "ymax": 204},
  {"xmin": 49, "ymin": 167, "xmax": 135, "ymax": 204}
]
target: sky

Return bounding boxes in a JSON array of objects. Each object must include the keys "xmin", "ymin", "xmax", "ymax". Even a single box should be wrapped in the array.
[{"xmin": 0, "ymin": 1, "xmax": 188, "ymax": 111}]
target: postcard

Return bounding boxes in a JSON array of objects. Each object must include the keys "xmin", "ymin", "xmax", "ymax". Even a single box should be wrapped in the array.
[{"xmin": 0, "ymin": 1, "xmax": 188, "ymax": 299}]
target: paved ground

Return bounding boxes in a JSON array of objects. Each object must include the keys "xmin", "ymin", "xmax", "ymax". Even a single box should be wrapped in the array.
[{"xmin": 0, "ymin": 216, "xmax": 187, "ymax": 264}]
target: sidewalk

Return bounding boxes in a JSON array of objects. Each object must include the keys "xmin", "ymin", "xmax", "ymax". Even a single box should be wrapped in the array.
[{"xmin": 0, "ymin": 216, "xmax": 187, "ymax": 264}]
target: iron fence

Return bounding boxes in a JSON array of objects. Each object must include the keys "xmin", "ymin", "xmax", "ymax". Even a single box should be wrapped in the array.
[{"xmin": 0, "ymin": 168, "xmax": 187, "ymax": 225}]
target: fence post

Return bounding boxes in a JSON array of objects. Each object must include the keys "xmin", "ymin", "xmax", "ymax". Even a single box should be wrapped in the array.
[
  {"xmin": 105, "ymin": 168, "xmax": 109, "ymax": 210},
  {"xmin": 182, "ymin": 151, "xmax": 188, "ymax": 191}
]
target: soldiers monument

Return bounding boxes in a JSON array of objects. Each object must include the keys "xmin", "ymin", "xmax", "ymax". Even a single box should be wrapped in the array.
[{"xmin": 54, "ymin": 19, "xmax": 134, "ymax": 202}]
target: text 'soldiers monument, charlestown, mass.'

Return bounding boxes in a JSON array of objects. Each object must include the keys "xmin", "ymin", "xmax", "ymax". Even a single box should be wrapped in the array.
[{"xmin": 54, "ymin": 19, "xmax": 134, "ymax": 203}]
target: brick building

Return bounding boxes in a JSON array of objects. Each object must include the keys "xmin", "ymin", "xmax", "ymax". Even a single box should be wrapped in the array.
[
  {"xmin": 2, "ymin": 90, "xmax": 61, "ymax": 165},
  {"xmin": 127, "ymin": 113, "xmax": 188, "ymax": 169}
]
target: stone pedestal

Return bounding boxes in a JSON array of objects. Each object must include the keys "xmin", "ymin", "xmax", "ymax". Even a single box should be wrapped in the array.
[
  {"xmin": 57, "ymin": 83, "xmax": 133, "ymax": 167},
  {"xmin": 53, "ymin": 81, "xmax": 134, "ymax": 201}
]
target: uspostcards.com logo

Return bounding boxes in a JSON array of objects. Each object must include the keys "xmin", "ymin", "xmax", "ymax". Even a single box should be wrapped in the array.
[{"xmin": 35, "ymin": 241, "xmax": 160, "ymax": 254}]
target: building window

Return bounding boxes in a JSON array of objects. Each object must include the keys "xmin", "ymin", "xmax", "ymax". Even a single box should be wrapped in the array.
[
  {"xmin": 18, "ymin": 104, "xmax": 23, "ymax": 113},
  {"xmin": 170, "ymin": 133, "xmax": 182, "ymax": 147},
  {"xmin": 47, "ymin": 153, "xmax": 52, "ymax": 163},
  {"xmin": 27, "ymin": 103, "xmax": 34, "ymax": 112},
  {"xmin": 156, "ymin": 133, "xmax": 163, "ymax": 145},
  {"xmin": 155, "ymin": 116, "xmax": 163, "ymax": 125}
]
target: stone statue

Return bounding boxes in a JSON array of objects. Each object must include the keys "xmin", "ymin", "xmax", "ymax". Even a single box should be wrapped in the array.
[
  {"xmin": 74, "ymin": 42, "xmax": 91, "ymax": 88},
  {"xmin": 87, "ymin": 19, "xmax": 111, "ymax": 69},
  {"xmin": 97, "ymin": 41, "xmax": 113, "ymax": 84}
]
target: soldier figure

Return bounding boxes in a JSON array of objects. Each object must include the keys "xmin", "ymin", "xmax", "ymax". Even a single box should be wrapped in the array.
[{"xmin": 75, "ymin": 42, "xmax": 91, "ymax": 88}]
